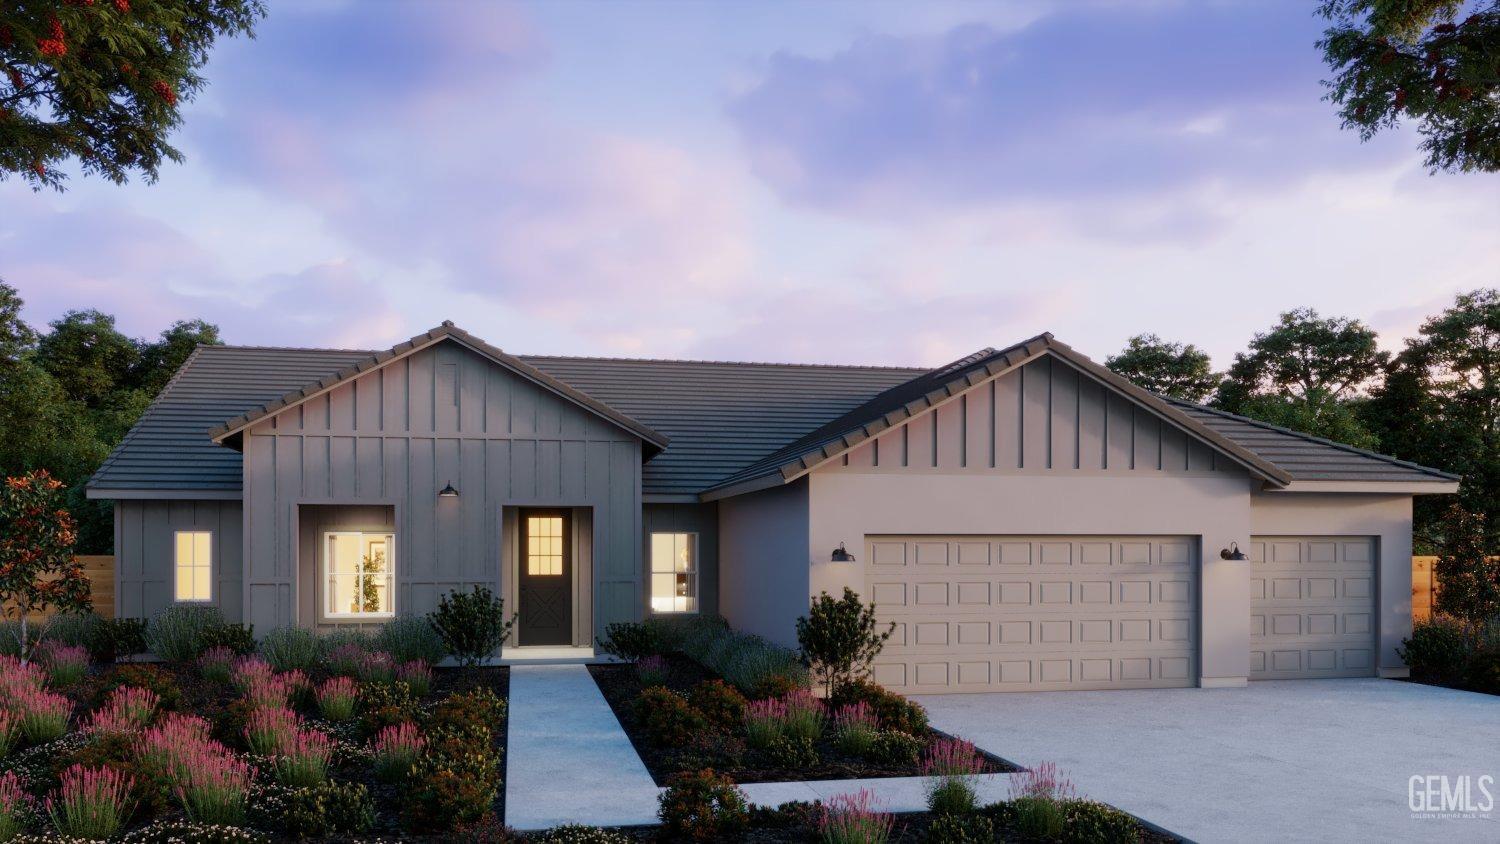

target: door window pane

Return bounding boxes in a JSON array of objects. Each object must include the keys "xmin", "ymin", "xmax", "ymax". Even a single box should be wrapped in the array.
[
  {"xmin": 526, "ymin": 516, "xmax": 564, "ymax": 576},
  {"xmin": 650, "ymin": 533, "xmax": 697, "ymax": 613}
]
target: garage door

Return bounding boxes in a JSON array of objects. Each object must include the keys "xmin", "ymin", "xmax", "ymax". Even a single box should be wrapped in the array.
[
  {"xmin": 866, "ymin": 536, "xmax": 1198, "ymax": 693},
  {"xmin": 1249, "ymin": 536, "xmax": 1376, "ymax": 679}
]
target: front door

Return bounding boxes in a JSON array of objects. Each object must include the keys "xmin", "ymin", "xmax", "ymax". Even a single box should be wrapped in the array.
[{"xmin": 519, "ymin": 510, "xmax": 572, "ymax": 646}]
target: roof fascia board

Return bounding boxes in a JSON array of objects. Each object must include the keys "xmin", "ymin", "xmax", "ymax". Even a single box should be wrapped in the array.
[
  {"xmin": 643, "ymin": 493, "xmax": 701, "ymax": 504},
  {"xmin": 1267, "ymin": 480, "xmax": 1461, "ymax": 495},
  {"xmin": 86, "ymin": 488, "xmax": 243, "ymax": 501},
  {"xmin": 698, "ymin": 472, "xmax": 785, "ymax": 503}
]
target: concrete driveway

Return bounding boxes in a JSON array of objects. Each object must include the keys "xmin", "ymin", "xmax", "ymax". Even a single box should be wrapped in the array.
[{"xmin": 916, "ymin": 679, "xmax": 1499, "ymax": 843}]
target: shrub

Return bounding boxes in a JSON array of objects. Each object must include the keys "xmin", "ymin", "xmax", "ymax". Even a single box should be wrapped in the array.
[
  {"xmin": 98, "ymin": 618, "xmax": 147, "ymax": 662},
  {"xmin": 596, "ymin": 620, "xmax": 671, "ymax": 661},
  {"xmin": 634, "ymin": 686, "xmax": 707, "ymax": 746},
  {"xmin": 796, "ymin": 588, "xmax": 895, "ymax": 697},
  {"xmin": 1400, "ymin": 616, "xmax": 1478, "ymax": 687},
  {"xmin": 373, "ymin": 722, "xmax": 426, "ymax": 782},
  {"xmin": 923, "ymin": 812, "xmax": 995, "ymax": 843},
  {"xmin": 530, "ymin": 823, "xmax": 633, "ymax": 843},
  {"xmin": 259, "ymin": 627, "xmax": 321, "ymax": 673},
  {"xmin": 325, "ymin": 643, "xmax": 367, "ymax": 678},
  {"xmin": 377, "ymin": 616, "xmax": 447, "ymax": 666},
  {"xmin": 120, "ymin": 820, "xmax": 270, "ymax": 843},
  {"xmin": 315, "ymin": 676, "xmax": 359, "ymax": 722},
  {"xmin": 41, "ymin": 613, "xmax": 118, "ymax": 663},
  {"xmin": 277, "ymin": 780, "xmax": 376, "ymax": 839},
  {"xmin": 198, "ymin": 645, "xmax": 236, "ymax": 685},
  {"xmin": 688, "ymin": 679, "xmax": 746, "ymax": 730},
  {"xmin": 96, "ymin": 664, "xmax": 182, "ymax": 710},
  {"xmin": 832, "ymin": 702, "xmax": 880, "ymax": 758},
  {"xmin": 403, "ymin": 727, "xmax": 502, "ymax": 829},
  {"xmin": 272, "ymin": 730, "xmax": 332, "ymax": 787},
  {"xmin": 1063, "ymin": 800, "xmax": 1140, "ymax": 844},
  {"xmin": 177, "ymin": 752, "xmax": 252, "ymax": 825},
  {"xmin": 198, "ymin": 622, "xmax": 256, "ymax": 657},
  {"xmin": 318, "ymin": 628, "xmax": 375, "ymax": 657},
  {"xmin": 359, "ymin": 680, "xmax": 419, "ymax": 736},
  {"xmin": 356, "ymin": 650, "xmax": 397, "ymax": 684},
  {"xmin": 658, "ymin": 769, "xmax": 749, "ymax": 842},
  {"xmin": 636, "ymin": 654, "xmax": 669, "ymax": 687},
  {"xmin": 869, "ymin": 731, "xmax": 922, "ymax": 766},
  {"xmin": 0, "ymin": 771, "xmax": 32, "ymax": 841},
  {"xmin": 828, "ymin": 680, "xmax": 928, "ymax": 735},
  {"xmin": 818, "ymin": 788, "xmax": 892, "ymax": 844},
  {"xmin": 680, "ymin": 730, "xmax": 747, "ymax": 771},
  {"xmin": 1432, "ymin": 505, "xmax": 1500, "ymax": 623},
  {"xmin": 145, "ymin": 605, "xmax": 227, "ymax": 662},
  {"xmin": 429, "ymin": 586, "xmax": 515, "ymax": 666},
  {"xmin": 34, "ymin": 641, "xmax": 88, "ymax": 688},
  {"xmin": 429, "ymin": 686, "xmax": 507, "ymax": 736},
  {"xmin": 926, "ymin": 778, "xmax": 977, "ymax": 816},
  {"xmin": 780, "ymin": 688, "xmax": 825, "ymax": 742},
  {"xmin": 396, "ymin": 660, "xmax": 433, "ymax": 697},
  {"xmin": 46, "ymin": 764, "xmax": 134, "ymax": 840},
  {"xmin": 763, "ymin": 733, "xmax": 818, "ymax": 768}
]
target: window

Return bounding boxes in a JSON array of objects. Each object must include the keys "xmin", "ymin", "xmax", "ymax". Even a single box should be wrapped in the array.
[
  {"xmin": 526, "ymin": 516, "xmax": 564, "ymax": 576},
  {"xmin": 324, "ymin": 532, "xmax": 395, "ymax": 618},
  {"xmin": 174, "ymin": 531, "xmax": 213, "ymax": 602},
  {"xmin": 650, "ymin": 532, "xmax": 697, "ymax": 613}
]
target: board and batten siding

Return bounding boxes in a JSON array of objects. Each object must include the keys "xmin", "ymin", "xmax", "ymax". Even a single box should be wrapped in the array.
[
  {"xmin": 827, "ymin": 355, "xmax": 1244, "ymax": 477},
  {"xmin": 241, "ymin": 341, "xmax": 644, "ymax": 639},
  {"xmin": 115, "ymin": 499, "xmax": 245, "ymax": 622}
]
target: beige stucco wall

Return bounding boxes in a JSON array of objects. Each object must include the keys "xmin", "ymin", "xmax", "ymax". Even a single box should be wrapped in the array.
[
  {"xmin": 1250, "ymin": 491, "xmax": 1414, "ymax": 676},
  {"xmin": 806, "ymin": 471, "xmax": 1256, "ymax": 684}
]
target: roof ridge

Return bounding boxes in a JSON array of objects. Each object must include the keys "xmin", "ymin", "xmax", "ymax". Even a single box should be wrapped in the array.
[
  {"xmin": 200, "ymin": 343, "xmax": 377, "ymax": 354},
  {"xmin": 1164, "ymin": 397, "xmax": 1460, "ymax": 481},
  {"xmin": 520, "ymin": 353, "xmax": 928, "ymax": 371}
]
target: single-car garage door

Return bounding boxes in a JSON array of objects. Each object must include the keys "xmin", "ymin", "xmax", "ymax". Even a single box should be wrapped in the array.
[
  {"xmin": 1249, "ymin": 536, "xmax": 1376, "ymax": 679},
  {"xmin": 866, "ymin": 535, "xmax": 1198, "ymax": 693}
]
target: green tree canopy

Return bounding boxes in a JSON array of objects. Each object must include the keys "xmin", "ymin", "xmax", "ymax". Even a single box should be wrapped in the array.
[
  {"xmin": 1, "ymin": 0, "xmax": 264, "ymax": 190},
  {"xmin": 0, "ymin": 281, "xmax": 36, "ymax": 365},
  {"xmin": 36, "ymin": 309, "xmax": 140, "ymax": 408},
  {"xmin": 1216, "ymin": 308, "xmax": 1387, "ymax": 448},
  {"xmin": 1319, "ymin": 1, "xmax": 1500, "ymax": 172},
  {"xmin": 1105, "ymin": 334, "xmax": 1221, "ymax": 402}
]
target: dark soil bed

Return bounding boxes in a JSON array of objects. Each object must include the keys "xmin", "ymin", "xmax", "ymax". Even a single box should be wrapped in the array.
[
  {"xmin": 589, "ymin": 656, "xmax": 1016, "ymax": 786},
  {"xmin": 601, "ymin": 808, "xmax": 1180, "ymax": 843}
]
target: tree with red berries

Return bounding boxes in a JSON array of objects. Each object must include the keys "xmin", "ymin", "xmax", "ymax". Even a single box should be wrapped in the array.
[
  {"xmin": 1319, "ymin": 1, "xmax": 1500, "ymax": 172},
  {"xmin": 1, "ymin": 0, "xmax": 264, "ymax": 190},
  {"xmin": 0, "ymin": 470, "xmax": 92, "ymax": 661}
]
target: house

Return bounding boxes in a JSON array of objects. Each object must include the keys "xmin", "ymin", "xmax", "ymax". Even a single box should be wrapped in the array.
[{"xmin": 86, "ymin": 322, "xmax": 1458, "ymax": 692}]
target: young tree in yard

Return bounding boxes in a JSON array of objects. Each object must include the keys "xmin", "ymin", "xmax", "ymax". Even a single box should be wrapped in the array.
[
  {"xmin": 1105, "ymin": 334, "xmax": 1221, "ymax": 402},
  {"xmin": 1318, "ymin": 2, "xmax": 1500, "ymax": 173},
  {"xmin": 0, "ymin": 470, "xmax": 92, "ymax": 661},
  {"xmin": 796, "ymin": 587, "xmax": 895, "ymax": 697},
  {"xmin": 1432, "ymin": 505, "xmax": 1500, "ymax": 623},
  {"xmin": 1, "ymin": 0, "xmax": 265, "ymax": 190},
  {"xmin": 1215, "ymin": 308, "xmax": 1387, "ymax": 449}
]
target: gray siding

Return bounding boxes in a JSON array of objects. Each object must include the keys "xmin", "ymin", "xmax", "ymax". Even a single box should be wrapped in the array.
[
  {"xmin": 829, "ymin": 356, "xmax": 1244, "ymax": 476},
  {"xmin": 241, "ymin": 341, "xmax": 644, "ymax": 640},
  {"xmin": 643, "ymin": 503, "xmax": 720, "ymax": 617},
  {"xmin": 115, "ymin": 499, "xmax": 244, "ymax": 622},
  {"xmin": 718, "ymin": 478, "xmax": 809, "ymax": 648}
]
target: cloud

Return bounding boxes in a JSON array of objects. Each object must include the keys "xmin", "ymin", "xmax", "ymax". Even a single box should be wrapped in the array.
[{"xmin": 727, "ymin": 2, "xmax": 1414, "ymax": 227}]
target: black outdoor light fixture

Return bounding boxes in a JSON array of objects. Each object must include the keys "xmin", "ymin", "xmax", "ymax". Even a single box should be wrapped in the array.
[
  {"xmin": 438, "ymin": 481, "xmax": 459, "ymax": 498},
  {"xmin": 1219, "ymin": 542, "xmax": 1248, "ymax": 561},
  {"xmin": 830, "ymin": 542, "xmax": 856, "ymax": 562}
]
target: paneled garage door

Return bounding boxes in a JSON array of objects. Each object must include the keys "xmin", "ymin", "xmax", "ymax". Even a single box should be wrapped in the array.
[
  {"xmin": 865, "ymin": 536, "xmax": 1198, "ymax": 693},
  {"xmin": 1249, "ymin": 536, "xmax": 1376, "ymax": 679}
]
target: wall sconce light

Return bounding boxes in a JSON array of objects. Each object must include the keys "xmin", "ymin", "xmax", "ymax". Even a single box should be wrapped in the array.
[
  {"xmin": 830, "ymin": 542, "xmax": 856, "ymax": 562},
  {"xmin": 1219, "ymin": 542, "xmax": 1247, "ymax": 561},
  {"xmin": 438, "ymin": 481, "xmax": 459, "ymax": 498}
]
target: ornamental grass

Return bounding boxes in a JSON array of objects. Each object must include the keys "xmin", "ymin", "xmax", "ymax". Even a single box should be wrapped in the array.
[
  {"xmin": 356, "ymin": 651, "xmax": 396, "ymax": 685},
  {"xmin": 230, "ymin": 655, "xmax": 274, "ymax": 695},
  {"xmin": 316, "ymin": 676, "xmax": 359, "ymax": 722},
  {"xmin": 818, "ymin": 788, "xmax": 893, "ymax": 844},
  {"xmin": 395, "ymin": 660, "xmax": 432, "ymax": 697},
  {"xmin": 831, "ymin": 702, "xmax": 879, "ymax": 757},
  {"xmin": 779, "ymin": 688, "xmax": 825, "ymax": 742},
  {"xmin": 0, "ymin": 770, "xmax": 29, "ymax": 840},
  {"xmin": 35, "ymin": 641, "xmax": 89, "ymax": 689},
  {"xmin": 372, "ymin": 722, "xmax": 425, "ymax": 782},
  {"xmin": 85, "ymin": 685, "xmax": 159, "ymax": 736},
  {"xmin": 176, "ymin": 751, "xmax": 252, "ymax": 825},
  {"xmin": 244, "ymin": 707, "xmax": 301, "ymax": 757},
  {"xmin": 46, "ymin": 764, "xmax": 135, "ymax": 840},
  {"xmin": 198, "ymin": 645, "xmax": 237, "ymax": 685},
  {"xmin": 272, "ymin": 729, "xmax": 332, "ymax": 787}
]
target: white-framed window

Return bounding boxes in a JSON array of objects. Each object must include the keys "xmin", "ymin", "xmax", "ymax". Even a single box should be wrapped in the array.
[
  {"xmin": 174, "ymin": 530, "xmax": 213, "ymax": 603},
  {"xmin": 324, "ymin": 531, "xmax": 395, "ymax": 619},
  {"xmin": 650, "ymin": 532, "xmax": 698, "ymax": 613}
]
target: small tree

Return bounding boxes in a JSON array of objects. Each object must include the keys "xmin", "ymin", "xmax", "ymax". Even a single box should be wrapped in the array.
[
  {"xmin": 0, "ymin": 470, "xmax": 92, "ymax": 661},
  {"xmin": 796, "ymin": 587, "xmax": 895, "ymax": 697},
  {"xmin": 427, "ymin": 585, "xmax": 514, "ymax": 667},
  {"xmin": 1433, "ymin": 504, "xmax": 1500, "ymax": 623}
]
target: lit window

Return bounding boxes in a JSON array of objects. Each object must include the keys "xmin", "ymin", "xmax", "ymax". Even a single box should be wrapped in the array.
[
  {"xmin": 174, "ymin": 531, "xmax": 213, "ymax": 602},
  {"xmin": 325, "ymin": 532, "xmax": 395, "ymax": 618},
  {"xmin": 650, "ymin": 532, "xmax": 697, "ymax": 613},
  {"xmin": 526, "ymin": 516, "xmax": 564, "ymax": 576}
]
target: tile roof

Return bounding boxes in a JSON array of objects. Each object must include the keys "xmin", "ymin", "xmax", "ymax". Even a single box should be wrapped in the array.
[{"xmin": 88, "ymin": 328, "xmax": 1456, "ymax": 498}]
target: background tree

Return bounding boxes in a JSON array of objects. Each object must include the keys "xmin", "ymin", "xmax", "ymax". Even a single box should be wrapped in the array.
[
  {"xmin": 0, "ymin": 470, "xmax": 92, "ymax": 661},
  {"xmin": 1319, "ymin": 1, "xmax": 1500, "ymax": 172},
  {"xmin": 1215, "ymin": 308, "xmax": 1387, "ymax": 448},
  {"xmin": 1105, "ymin": 334, "xmax": 1221, "ymax": 402},
  {"xmin": 1431, "ymin": 505, "xmax": 1500, "ymax": 622},
  {"xmin": 1, "ymin": 0, "xmax": 265, "ymax": 190}
]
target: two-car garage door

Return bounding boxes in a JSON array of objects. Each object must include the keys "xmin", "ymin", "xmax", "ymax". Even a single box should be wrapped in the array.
[{"xmin": 866, "ymin": 535, "xmax": 1198, "ymax": 693}]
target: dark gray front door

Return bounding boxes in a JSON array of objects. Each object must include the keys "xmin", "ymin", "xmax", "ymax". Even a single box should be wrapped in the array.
[{"xmin": 519, "ymin": 510, "xmax": 571, "ymax": 646}]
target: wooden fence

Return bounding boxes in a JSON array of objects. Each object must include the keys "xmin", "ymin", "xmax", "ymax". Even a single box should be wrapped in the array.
[
  {"xmin": 1412, "ymin": 556, "xmax": 1438, "ymax": 622},
  {"xmin": 10, "ymin": 555, "xmax": 115, "ymax": 624}
]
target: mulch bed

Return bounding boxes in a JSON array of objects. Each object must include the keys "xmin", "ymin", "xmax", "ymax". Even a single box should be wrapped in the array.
[
  {"xmin": 588, "ymin": 655, "xmax": 1015, "ymax": 786},
  {"xmin": 601, "ymin": 808, "xmax": 1181, "ymax": 842}
]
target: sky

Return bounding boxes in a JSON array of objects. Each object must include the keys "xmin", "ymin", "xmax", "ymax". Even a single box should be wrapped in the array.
[{"xmin": 2, "ymin": 0, "xmax": 1497, "ymax": 369}]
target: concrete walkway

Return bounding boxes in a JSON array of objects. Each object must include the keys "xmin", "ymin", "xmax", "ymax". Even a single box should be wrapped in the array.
[
  {"xmin": 741, "ymin": 773, "xmax": 1022, "ymax": 811},
  {"xmin": 917, "ymin": 679, "xmax": 1500, "ymax": 844},
  {"xmin": 505, "ymin": 664, "xmax": 662, "ymax": 830}
]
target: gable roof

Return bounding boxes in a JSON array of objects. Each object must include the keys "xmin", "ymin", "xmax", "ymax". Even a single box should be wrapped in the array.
[
  {"xmin": 206, "ymin": 322, "xmax": 669, "ymax": 453},
  {"xmin": 699, "ymin": 333, "xmax": 1296, "ymax": 499}
]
